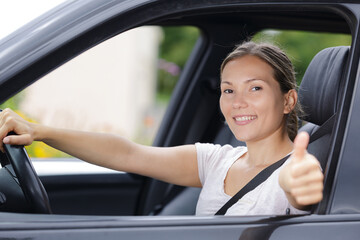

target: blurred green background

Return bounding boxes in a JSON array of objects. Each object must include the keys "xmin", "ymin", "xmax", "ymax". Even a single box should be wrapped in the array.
[{"xmin": 253, "ymin": 30, "xmax": 351, "ymax": 85}]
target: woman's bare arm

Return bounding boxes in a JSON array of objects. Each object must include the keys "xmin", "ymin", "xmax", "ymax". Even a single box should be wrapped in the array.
[{"xmin": 0, "ymin": 108, "xmax": 201, "ymax": 187}]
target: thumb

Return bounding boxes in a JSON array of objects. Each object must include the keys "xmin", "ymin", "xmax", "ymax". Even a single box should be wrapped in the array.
[{"xmin": 292, "ymin": 131, "xmax": 309, "ymax": 163}]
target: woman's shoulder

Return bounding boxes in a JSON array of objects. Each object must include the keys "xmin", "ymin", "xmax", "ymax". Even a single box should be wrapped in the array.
[
  {"xmin": 195, "ymin": 142, "xmax": 247, "ymax": 159},
  {"xmin": 195, "ymin": 143, "xmax": 247, "ymax": 187}
]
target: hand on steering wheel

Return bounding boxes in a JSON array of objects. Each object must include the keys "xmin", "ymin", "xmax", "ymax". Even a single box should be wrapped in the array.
[{"xmin": 0, "ymin": 109, "xmax": 51, "ymax": 214}]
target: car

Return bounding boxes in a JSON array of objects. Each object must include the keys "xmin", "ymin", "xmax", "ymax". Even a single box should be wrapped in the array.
[{"xmin": 0, "ymin": 0, "xmax": 359, "ymax": 239}]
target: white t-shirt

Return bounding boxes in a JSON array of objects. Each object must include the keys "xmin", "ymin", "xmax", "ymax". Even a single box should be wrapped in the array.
[{"xmin": 195, "ymin": 143, "xmax": 309, "ymax": 216}]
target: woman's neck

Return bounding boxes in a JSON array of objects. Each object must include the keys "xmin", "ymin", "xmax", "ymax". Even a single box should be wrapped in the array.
[{"xmin": 245, "ymin": 128, "xmax": 294, "ymax": 167}]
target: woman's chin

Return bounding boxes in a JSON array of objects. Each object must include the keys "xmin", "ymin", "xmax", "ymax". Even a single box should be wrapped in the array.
[{"xmin": 234, "ymin": 134, "xmax": 252, "ymax": 143}]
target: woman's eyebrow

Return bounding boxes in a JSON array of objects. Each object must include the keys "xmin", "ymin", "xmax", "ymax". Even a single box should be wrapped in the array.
[
  {"xmin": 220, "ymin": 78, "xmax": 267, "ymax": 85},
  {"xmin": 220, "ymin": 81, "xmax": 232, "ymax": 85},
  {"xmin": 245, "ymin": 78, "xmax": 265, "ymax": 83}
]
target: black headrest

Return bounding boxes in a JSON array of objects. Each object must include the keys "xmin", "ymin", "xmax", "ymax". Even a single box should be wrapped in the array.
[{"xmin": 299, "ymin": 46, "xmax": 349, "ymax": 125}]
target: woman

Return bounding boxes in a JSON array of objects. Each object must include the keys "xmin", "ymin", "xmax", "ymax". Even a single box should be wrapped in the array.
[{"xmin": 0, "ymin": 41, "xmax": 323, "ymax": 216}]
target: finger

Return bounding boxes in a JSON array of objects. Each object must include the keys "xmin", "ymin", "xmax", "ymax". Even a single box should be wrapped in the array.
[
  {"xmin": 0, "ymin": 124, "xmax": 14, "ymax": 152},
  {"xmin": 0, "ymin": 111, "xmax": 4, "ymax": 125},
  {"xmin": 295, "ymin": 192, "xmax": 323, "ymax": 206},
  {"xmin": 0, "ymin": 109, "xmax": 17, "ymax": 152},
  {"xmin": 292, "ymin": 131, "xmax": 310, "ymax": 163},
  {"xmin": 291, "ymin": 155, "xmax": 322, "ymax": 178},
  {"xmin": 0, "ymin": 108, "xmax": 14, "ymax": 126},
  {"xmin": 290, "ymin": 182, "xmax": 324, "ymax": 197},
  {"xmin": 290, "ymin": 169, "xmax": 324, "ymax": 189},
  {"xmin": 3, "ymin": 134, "xmax": 33, "ymax": 146},
  {"xmin": 0, "ymin": 109, "xmax": 8, "ymax": 127}
]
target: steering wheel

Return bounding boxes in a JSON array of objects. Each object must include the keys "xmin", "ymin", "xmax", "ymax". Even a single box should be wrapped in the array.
[{"xmin": 3, "ymin": 142, "xmax": 52, "ymax": 214}]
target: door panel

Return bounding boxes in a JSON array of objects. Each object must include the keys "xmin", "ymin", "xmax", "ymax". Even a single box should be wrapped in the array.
[
  {"xmin": 35, "ymin": 159, "xmax": 144, "ymax": 216},
  {"xmin": 40, "ymin": 172, "xmax": 143, "ymax": 215}
]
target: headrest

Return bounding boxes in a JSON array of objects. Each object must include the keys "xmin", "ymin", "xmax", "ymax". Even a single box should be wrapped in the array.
[{"xmin": 299, "ymin": 46, "xmax": 349, "ymax": 125}]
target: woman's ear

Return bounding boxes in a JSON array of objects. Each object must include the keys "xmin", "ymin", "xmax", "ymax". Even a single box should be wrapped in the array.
[{"xmin": 284, "ymin": 89, "xmax": 297, "ymax": 114}]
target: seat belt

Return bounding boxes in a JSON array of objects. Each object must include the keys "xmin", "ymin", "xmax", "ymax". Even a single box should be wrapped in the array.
[
  {"xmin": 309, "ymin": 113, "xmax": 336, "ymax": 143},
  {"xmin": 215, "ymin": 154, "xmax": 291, "ymax": 215}
]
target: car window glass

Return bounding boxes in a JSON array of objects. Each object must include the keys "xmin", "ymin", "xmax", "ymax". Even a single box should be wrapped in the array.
[{"xmin": 0, "ymin": 26, "xmax": 200, "ymax": 159}]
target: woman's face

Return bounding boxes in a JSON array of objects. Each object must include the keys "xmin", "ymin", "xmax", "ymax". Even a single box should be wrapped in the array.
[{"xmin": 220, "ymin": 55, "xmax": 292, "ymax": 143}]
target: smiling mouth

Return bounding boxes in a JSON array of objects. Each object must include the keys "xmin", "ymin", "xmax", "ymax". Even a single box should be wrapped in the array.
[
  {"xmin": 234, "ymin": 116, "xmax": 257, "ymax": 121},
  {"xmin": 233, "ymin": 115, "xmax": 257, "ymax": 125}
]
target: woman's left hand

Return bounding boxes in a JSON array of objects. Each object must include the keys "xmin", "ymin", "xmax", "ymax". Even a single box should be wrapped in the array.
[{"xmin": 279, "ymin": 132, "xmax": 324, "ymax": 209}]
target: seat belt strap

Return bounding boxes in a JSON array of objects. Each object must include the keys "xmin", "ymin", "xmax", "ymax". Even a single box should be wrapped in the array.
[
  {"xmin": 309, "ymin": 113, "xmax": 336, "ymax": 143},
  {"xmin": 215, "ymin": 154, "xmax": 291, "ymax": 215}
]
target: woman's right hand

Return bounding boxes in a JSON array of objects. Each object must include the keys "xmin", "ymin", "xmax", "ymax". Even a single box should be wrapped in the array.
[
  {"xmin": 0, "ymin": 108, "xmax": 38, "ymax": 151},
  {"xmin": 279, "ymin": 132, "xmax": 323, "ymax": 209}
]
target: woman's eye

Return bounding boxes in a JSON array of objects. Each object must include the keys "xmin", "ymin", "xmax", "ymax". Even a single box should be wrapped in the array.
[
  {"xmin": 223, "ymin": 89, "xmax": 233, "ymax": 94},
  {"xmin": 251, "ymin": 86, "xmax": 262, "ymax": 91}
]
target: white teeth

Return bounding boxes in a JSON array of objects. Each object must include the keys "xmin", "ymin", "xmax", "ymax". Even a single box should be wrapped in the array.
[{"xmin": 235, "ymin": 116, "xmax": 256, "ymax": 121}]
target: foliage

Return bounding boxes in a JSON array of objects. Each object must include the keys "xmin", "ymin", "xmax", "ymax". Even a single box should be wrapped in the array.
[
  {"xmin": 160, "ymin": 26, "xmax": 200, "ymax": 68},
  {"xmin": 253, "ymin": 30, "xmax": 351, "ymax": 84},
  {"xmin": 156, "ymin": 26, "xmax": 200, "ymax": 101},
  {"xmin": 0, "ymin": 91, "xmax": 25, "ymax": 111}
]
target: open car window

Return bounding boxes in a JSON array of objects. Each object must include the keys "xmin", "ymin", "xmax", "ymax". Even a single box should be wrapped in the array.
[{"xmin": 0, "ymin": 26, "xmax": 200, "ymax": 174}]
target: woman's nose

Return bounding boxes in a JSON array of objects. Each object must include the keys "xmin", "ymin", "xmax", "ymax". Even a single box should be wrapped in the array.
[{"xmin": 232, "ymin": 94, "xmax": 248, "ymax": 109}]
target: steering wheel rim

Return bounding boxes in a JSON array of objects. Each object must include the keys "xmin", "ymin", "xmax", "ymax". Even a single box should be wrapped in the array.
[{"xmin": 4, "ymin": 143, "xmax": 52, "ymax": 214}]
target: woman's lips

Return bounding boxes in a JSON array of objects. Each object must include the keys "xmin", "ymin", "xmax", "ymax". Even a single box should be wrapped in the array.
[{"xmin": 233, "ymin": 115, "xmax": 257, "ymax": 125}]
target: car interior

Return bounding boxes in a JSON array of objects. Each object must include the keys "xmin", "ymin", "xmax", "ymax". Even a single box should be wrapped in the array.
[{"xmin": 0, "ymin": 3, "xmax": 354, "ymax": 218}]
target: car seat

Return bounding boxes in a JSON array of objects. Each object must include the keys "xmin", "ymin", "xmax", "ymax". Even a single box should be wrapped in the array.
[
  {"xmin": 298, "ymin": 46, "xmax": 349, "ymax": 213},
  {"xmin": 298, "ymin": 46, "xmax": 349, "ymax": 170}
]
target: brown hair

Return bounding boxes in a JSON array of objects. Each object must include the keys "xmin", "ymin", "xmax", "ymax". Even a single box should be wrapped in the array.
[{"xmin": 220, "ymin": 41, "xmax": 302, "ymax": 141}]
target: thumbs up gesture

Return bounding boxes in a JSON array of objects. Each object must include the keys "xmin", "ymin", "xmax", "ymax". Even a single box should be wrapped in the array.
[{"xmin": 279, "ymin": 132, "xmax": 324, "ymax": 210}]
